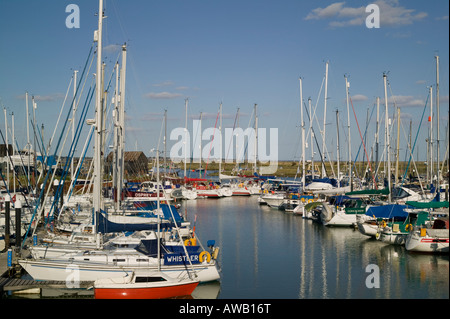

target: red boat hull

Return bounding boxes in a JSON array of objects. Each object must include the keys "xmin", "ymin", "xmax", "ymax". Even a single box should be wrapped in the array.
[{"xmin": 95, "ymin": 282, "xmax": 198, "ymax": 299}]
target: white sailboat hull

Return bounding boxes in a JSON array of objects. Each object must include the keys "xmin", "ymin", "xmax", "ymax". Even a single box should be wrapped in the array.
[
  {"xmin": 323, "ymin": 212, "xmax": 357, "ymax": 227},
  {"xmin": 405, "ymin": 229, "xmax": 449, "ymax": 253},
  {"xmin": 19, "ymin": 258, "xmax": 220, "ymax": 283}
]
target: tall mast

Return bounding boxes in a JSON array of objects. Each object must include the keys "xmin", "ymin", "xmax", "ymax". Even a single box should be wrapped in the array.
[
  {"xmin": 72, "ymin": 70, "xmax": 78, "ymax": 181},
  {"xmin": 12, "ymin": 112, "xmax": 15, "ymax": 193},
  {"xmin": 395, "ymin": 106, "xmax": 400, "ymax": 186},
  {"xmin": 345, "ymin": 75, "xmax": 352, "ymax": 190},
  {"xmin": 93, "ymin": 0, "xmax": 104, "ymax": 215},
  {"xmin": 322, "ymin": 61, "xmax": 329, "ymax": 178},
  {"xmin": 336, "ymin": 109, "xmax": 340, "ymax": 187},
  {"xmin": 4, "ymin": 108, "xmax": 9, "ymax": 191},
  {"xmin": 383, "ymin": 73, "xmax": 391, "ymax": 202},
  {"xmin": 375, "ymin": 97, "xmax": 380, "ymax": 184},
  {"xmin": 435, "ymin": 55, "xmax": 440, "ymax": 196},
  {"xmin": 164, "ymin": 109, "xmax": 167, "ymax": 170},
  {"xmin": 429, "ymin": 86, "xmax": 433, "ymax": 186},
  {"xmin": 26, "ymin": 92, "xmax": 30, "ymax": 184},
  {"xmin": 299, "ymin": 78, "xmax": 305, "ymax": 191},
  {"xmin": 184, "ymin": 98, "xmax": 188, "ymax": 178},
  {"xmin": 113, "ymin": 62, "xmax": 119, "ymax": 210},
  {"xmin": 199, "ymin": 112, "xmax": 202, "ymax": 178},
  {"xmin": 118, "ymin": 44, "xmax": 127, "ymax": 208},
  {"xmin": 309, "ymin": 98, "xmax": 314, "ymax": 179},
  {"xmin": 254, "ymin": 103, "xmax": 258, "ymax": 174},
  {"xmin": 219, "ymin": 103, "xmax": 223, "ymax": 181}
]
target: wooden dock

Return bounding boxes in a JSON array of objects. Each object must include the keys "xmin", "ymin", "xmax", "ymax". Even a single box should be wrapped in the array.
[
  {"xmin": 0, "ymin": 276, "xmax": 93, "ymax": 293},
  {"xmin": 1, "ymin": 251, "xmax": 92, "ymax": 294}
]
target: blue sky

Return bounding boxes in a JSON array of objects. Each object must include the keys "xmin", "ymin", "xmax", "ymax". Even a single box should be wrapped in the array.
[{"xmin": 0, "ymin": 0, "xmax": 448, "ymax": 168}]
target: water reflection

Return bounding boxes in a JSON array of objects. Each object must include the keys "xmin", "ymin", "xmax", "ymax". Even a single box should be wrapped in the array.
[{"xmin": 184, "ymin": 196, "xmax": 449, "ymax": 299}]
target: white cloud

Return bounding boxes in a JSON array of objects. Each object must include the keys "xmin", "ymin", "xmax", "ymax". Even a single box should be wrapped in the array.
[
  {"xmin": 152, "ymin": 81, "xmax": 175, "ymax": 87},
  {"xmin": 383, "ymin": 95, "xmax": 425, "ymax": 108},
  {"xmin": 103, "ymin": 44, "xmax": 122, "ymax": 53},
  {"xmin": 16, "ymin": 93, "xmax": 64, "ymax": 102},
  {"xmin": 305, "ymin": 0, "xmax": 427, "ymax": 27},
  {"xmin": 351, "ymin": 94, "xmax": 369, "ymax": 102},
  {"xmin": 144, "ymin": 92, "xmax": 183, "ymax": 99}
]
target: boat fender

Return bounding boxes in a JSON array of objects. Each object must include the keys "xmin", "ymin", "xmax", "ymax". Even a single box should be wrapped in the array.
[
  {"xmin": 199, "ymin": 251, "xmax": 211, "ymax": 263},
  {"xmin": 375, "ymin": 232, "xmax": 381, "ymax": 240},
  {"xmin": 212, "ymin": 247, "xmax": 220, "ymax": 260}
]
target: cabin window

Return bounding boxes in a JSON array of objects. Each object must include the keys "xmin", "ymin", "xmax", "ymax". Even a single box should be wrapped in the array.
[
  {"xmin": 112, "ymin": 258, "xmax": 126, "ymax": 262},
  {"xmin": 136, "ymin": 259, "xmax": 148, "ymax": 262},
  {"xmin": 135, "ymin": 276, "xmax": 167, "ymax": 283}
]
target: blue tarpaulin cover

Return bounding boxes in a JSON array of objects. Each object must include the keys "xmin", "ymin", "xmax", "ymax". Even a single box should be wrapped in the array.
[{"xmin": 365, "ymin": 204, "xmax": 408, "ymax": 218}]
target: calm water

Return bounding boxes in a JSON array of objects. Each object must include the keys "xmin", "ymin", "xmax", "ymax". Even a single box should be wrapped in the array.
[
  {"xmin": 184, "ymin": 196, "xmax": 449, "ymax": 299},
  {"xmin": 5, "ymin": 195, "xmax": 448, "ymax": 300}
]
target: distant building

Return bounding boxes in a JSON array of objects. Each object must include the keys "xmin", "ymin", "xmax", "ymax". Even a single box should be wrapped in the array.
[
  {"xmin": 106, "ymin": 151, "xmax": 148, "ymax": 176},
  {"xmin": 0, "ymin": 144, "xmax": 12, "ymax": 157}
]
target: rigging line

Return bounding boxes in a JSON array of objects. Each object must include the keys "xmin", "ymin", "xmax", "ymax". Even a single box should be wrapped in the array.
[
  {"xmin": 303, "ymin": 97, "xmax": 329, "ymax": 177},
  {"xmin": 399, "ymin": 92, "xmax": 429, "ymax": 195},
  {"xmin": 352, "ymin": 103, "xmax": 376, "ymax": 180},
  {"xmin": 399, "ymin": 116, "xmax": 425, "ymax": 193},
  {"xmin": 225, "ymin": 109, "xmax": 239, "ymax": 164},
  {"xmin": 204, "ymin": 109, "xmax": 220, "ymax": 174},
  {"xmin": 239, "ymin": 108, "xmax": 255, "ymax": 166},
  {"xmin": 350, "ymin": 97, "xmax": 377, "ymax": 189},
  {"xmin": 66, "ymin": 126, "xmax": 94, "ymax": 202},
  {"xmin": 33, "ymin": 81, "xmax": 96, "ymax": 234},
  {"xmin": 49, "ymin": 44, "xmax": 94, "ymax": 152},
  {"xmin": 52, "ymin": 85, "xmax": 95, "ymax": 215}
]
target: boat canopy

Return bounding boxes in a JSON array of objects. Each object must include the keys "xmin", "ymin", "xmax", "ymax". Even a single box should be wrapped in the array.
[
  {"xmin": 365, "ymin": 204, "xmax": 408, "ymax": 219},
  {"xmin": 405, "ymin": 201, "xmax": 449, "ymax": 209},
  {"xmin": 345, "ymin": 188, "xmax": 389, "ymax": 197}
]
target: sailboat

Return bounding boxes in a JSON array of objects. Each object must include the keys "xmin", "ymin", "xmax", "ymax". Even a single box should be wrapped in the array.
[
  {"xmin": 94, "ymin": 270, "xmax": 199, "ymax": 299},
  {"xmin": 404, "ymin": 200, "xmax": 449, "ymax": 253}
]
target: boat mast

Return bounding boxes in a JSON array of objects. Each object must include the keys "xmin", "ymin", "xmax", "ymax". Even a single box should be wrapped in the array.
[
  {"xmin": 383, "ymin": 73, "xmax": 391, "ymax": 202},
  {"xmin": 435, "ymin": 55, "xmax": 440, "ymax": 197},
  {"xmin": 93, "ymin": 0, "xmax": 104, "ymax": 216},
  {"xmin": 72, "ymin": 70, "xmax": 78, "ymax": 181},
  {"xmin": 164, "ymin": 109, "xmax": 167, "ymax": 171},
  {"xmin": 12, "ymin": 112, "xmax": 15, "ymax": 193},
  {"xmin": 345, "ymin": 75, "xmax": 352, "ymax": 190},
  {"xmin": 26, "ymin": 91, "xmax": 30, "ymax": 184},
  {"xmin": 309, "ymin": 98, "xmax": 314, "ymax": 179},
  {"xmin": 395, "ymin": 106, "xmax": 400, "ymax": 187},
  {"xmin": 219, "ymin": 103, "xmax": 222, "ymax": 182},
  {"xmin": 429, "ymin": 86, "xmax": 433, "ymax": 184},
  {"xmin": 118, "ymin": 44, "xmax": 127, "ymax": 209},
  {"xmin": 254, "ymin": 103, "xmax": 258, "ymax": 174},
  {"xmin": 375, "ymin": 97, "xmax": 380, "ymax": 185},
  {"xmin": 199, "ymin": 112, "xmax": 202, "ymax": 178},
  {"xmin": 322, "ymin": 61, "xmax": 329, "ymax": 178},
  {"xmin": 184, "ymin": 98, "xmax": 188, "ymax": 179},
  {"xmin": 299, "ymin": 78, "xmax": 305, "ymax": 191},
  {"xmin": 4, "ymin": 108, "xmax": 9, "ymax": 191},
  {"xmin": 112, "ymin": 62, "xmax": 119, "ymax": 210},
  {"xmin": 336, "ymin": 109, "xmax": 340, "ymax": 187}
]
